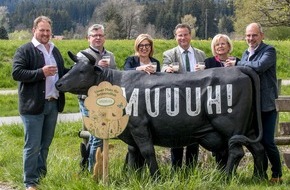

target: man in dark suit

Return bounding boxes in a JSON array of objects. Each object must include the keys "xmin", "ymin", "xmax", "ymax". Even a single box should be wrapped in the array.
[{"xmin": 237, "ymin": 22, "xmax": 282, "ymax": 183}]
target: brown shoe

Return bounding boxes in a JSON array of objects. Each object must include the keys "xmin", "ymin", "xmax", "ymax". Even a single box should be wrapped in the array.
[
  {"xmin": 26, "ymin": 186, "xmax": 37, "ymax": 190},
  {"xmin": 269, "ymin": 177, "xmax": 283, "ymax": 184}
]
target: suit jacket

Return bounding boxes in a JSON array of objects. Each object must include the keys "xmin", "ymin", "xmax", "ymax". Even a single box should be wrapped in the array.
[
  {"xmin": 237, "ymin": 42, "xmax": 278, "ymax": 112},
  {"xmin": 124, "ymin": 56, "xmax": 160, "ymax": 72},
  {"xmin": 12, "ymin": 42, "xmax": 69, "ymax": 114},
  {"xmin": 162, "ymin": 46, "xmax": 206, "ymax": 73}
]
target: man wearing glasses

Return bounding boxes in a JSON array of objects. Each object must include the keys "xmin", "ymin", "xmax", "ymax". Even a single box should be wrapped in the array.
[
  {"xmin": 237, "ymin": 23, "xmax": 282, "ymax": 183},
  {"xmin": 76, "ymin": 24, "xmax": 117, "ymax": 172}
]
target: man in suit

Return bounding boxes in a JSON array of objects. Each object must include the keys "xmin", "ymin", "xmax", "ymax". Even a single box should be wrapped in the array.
[
  {"xmin": 161, "ymin": 23, "xmax": 206, "ymax": 169},
  {"xmin": 237, "ymin": 23, "xmax": 282, "ymax": 183}
]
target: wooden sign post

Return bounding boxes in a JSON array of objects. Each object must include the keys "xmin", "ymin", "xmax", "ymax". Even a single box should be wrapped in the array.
[{"xmin": 83, "ymin": 81, "xmax": 129, "ymax": 184}]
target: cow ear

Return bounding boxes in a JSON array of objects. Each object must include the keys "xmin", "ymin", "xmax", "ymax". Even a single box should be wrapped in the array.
[
  {"xmin": 68, "ymin": 51, "xmax": 78, "ymax": 62},
  {"xmin": 81, "ymin": 51, "xmax": 96, "ymax": 65}
]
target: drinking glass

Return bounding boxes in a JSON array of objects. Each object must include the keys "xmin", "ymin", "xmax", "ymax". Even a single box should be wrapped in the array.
[
  {"xmin": 227, "ymin": 56, "xmax": 236, "ymax": 66},
  {"xmin": 102, "ymin": 55, "xmax": 111, "ymax": 65},
  {"xmin": 171, "ymin": 62, "xmax": 180, "ymax": 72},
  {"xmin": 151, "ymin": 62, "xmax": 157, "ymax": 72},
  {"xmin": 197, "ymin": 62, "xmax": 206, "ymax": 70}
]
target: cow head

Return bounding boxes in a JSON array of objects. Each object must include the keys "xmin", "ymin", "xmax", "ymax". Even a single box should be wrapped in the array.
[{"xmin": 55, "ymin": 51, "xmax": 103, "ymax": 95}]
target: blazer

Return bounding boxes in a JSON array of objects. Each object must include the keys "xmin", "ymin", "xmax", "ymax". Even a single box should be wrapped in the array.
[
  {"xmin": 161, "ymin": 46, "xmax": 206, "ymax": 73},
  {"xmin": 12, "ymin": 42, "xmax": 69, "ymax": 114},
  {"xmin": 237, "ymin": 42, "xmax": 278, "ymax": 112},
  {"xmin": 124, "ymin": 56, "xmax": 161, "ymax": 72}
]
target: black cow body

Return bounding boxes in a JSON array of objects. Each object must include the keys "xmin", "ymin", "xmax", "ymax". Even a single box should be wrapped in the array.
[{"xmin": 56, "ymin": 51, "xmax": 266, "ymax": 178}]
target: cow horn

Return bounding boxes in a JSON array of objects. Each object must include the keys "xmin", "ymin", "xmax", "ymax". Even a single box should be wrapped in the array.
[
  {"xmin": 81, "ymin": 51, "xmax": 96, "ymax": 65},
  {"xmin": 67, "ymin": 51, "xmax": 79, "ymax": 62}
]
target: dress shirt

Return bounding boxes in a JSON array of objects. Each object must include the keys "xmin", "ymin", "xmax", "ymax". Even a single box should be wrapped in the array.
[
  {"xmin": 178, "ymin": 46, "xmax": 196, "ymax": 72},
  {"xmin": 32, "ymin": 37, "xmax": 59, "ymax": 99}
]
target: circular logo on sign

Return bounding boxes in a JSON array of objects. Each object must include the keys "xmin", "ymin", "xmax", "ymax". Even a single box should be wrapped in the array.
[{"xmin": 96, "ymin": 97, "xmax": 115, "ymax": 106}]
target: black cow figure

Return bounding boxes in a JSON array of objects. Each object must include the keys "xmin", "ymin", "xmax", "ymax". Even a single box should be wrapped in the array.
[{"xmin": 56, "ymin": 51, "xmax": 267, "ymax": 179}]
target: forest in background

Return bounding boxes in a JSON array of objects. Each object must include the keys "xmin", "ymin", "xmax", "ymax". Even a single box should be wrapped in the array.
[{"xmin": 0, "ymin": 0, "xmax": 290, "ymax": 40}]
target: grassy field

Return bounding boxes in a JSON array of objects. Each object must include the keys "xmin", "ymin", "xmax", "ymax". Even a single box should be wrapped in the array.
[
  {"xmin": 0, "ymin": 121, "xmax": 290, "ymax": 190},
  {"xmin": 1, "ymin": 39, "xmax": 290, "ymax": 189},
  {"xmin": 1, "ymin": 39, "xmax": 290, "ymax": 88}
]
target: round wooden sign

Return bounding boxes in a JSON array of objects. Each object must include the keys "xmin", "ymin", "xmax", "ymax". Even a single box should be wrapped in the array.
[{"xmin": 83, "ymin": 81, "xmax": 129, "ymax": 139}]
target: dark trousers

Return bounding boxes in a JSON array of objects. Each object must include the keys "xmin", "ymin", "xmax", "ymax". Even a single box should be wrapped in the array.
[
  {"xmin": 171, "ymin": 143, "xmax": 199, "ymax": 168},
  {"xmin": 261, "ymin": 110, "xmax": 282, "ymax": 178}
]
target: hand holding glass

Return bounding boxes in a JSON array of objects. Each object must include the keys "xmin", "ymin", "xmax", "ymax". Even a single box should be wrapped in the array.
[
  {"xmin": 102, "ymin": 55, "xmax": 111, "ymax": 65},
  {"xmin": 171, "ymin": 62, "xmax": 179, "ymax": 72},
  {"xmin": 226, "ymin": 56, "xmax": 236, "ymax": 67},
  {"xmin": 151, "ymin": 62, "xmax": 157, "ymax": 72},
  {"xmin": 197, "ymin": 62, "xmax": 206, "ymax": 70}
]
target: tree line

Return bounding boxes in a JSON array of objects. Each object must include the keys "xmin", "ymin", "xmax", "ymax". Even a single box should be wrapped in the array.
[{"xmin": 0, "ymin": 0, "xmax": 289, "ymax": 40}]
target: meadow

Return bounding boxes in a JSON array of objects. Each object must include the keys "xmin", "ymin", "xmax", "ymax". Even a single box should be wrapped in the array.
[
  {"xmin": 1, "ymin": 121, "xmax": 290, "ymax": 190},
  {"xmin": 1, "ymin": 39, "xmax": 290, "ymax": 88},
  {"xmin": 1, "ymin": 39, "xmax": 290, "ymax": 189}
]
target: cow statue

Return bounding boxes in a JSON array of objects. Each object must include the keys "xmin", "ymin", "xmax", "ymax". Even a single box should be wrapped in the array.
[{"xmin": 56, "ymin": 51, "xmax": 266, "ymax": 179}]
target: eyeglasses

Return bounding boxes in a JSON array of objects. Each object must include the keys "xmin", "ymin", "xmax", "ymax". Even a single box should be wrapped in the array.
[
  {"xmin": 138, "ymin": 43, "xmax": 151, "ymax": 49},
  {"xmin": 90, "ymin": 34, "xmax": 105, "ymax": 38}
]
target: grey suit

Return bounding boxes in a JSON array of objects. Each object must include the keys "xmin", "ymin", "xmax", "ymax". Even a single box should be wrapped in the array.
[
  {"xmin": 162, "ymin": 46, "xmax": 206, "ymax": 73},
  {"xmin": 161, "ymin": 45, "xmax": 206, "ymax": 168}
]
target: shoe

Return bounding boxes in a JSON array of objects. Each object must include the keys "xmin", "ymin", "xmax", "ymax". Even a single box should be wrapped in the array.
[
  {"xmin": 26, "ymin": 186, "xmax": 37, "ymax": 190},
  {"xmin": 269, "ymin": 177, "xmax": 283, "ymax": 184}
]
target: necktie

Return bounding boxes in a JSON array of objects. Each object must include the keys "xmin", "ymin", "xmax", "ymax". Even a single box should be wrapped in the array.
[{"xmin": 184, "ymin": 50, "xmax": 190, "ymax": 72}]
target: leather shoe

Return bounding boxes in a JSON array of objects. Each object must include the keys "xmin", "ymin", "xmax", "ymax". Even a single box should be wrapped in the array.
[
  {"xmin": 269, "ymin": 177, "xmax": 283, "ymax": 184},
  {"xmin": 26, "ymin": 186, "xmax": 37, "ymax": 190}
]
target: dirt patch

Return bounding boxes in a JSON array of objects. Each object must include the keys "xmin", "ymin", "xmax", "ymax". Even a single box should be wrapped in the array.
[{"xmin": 0, "ymin": 182, "xmax": 17, "ymax": 190}]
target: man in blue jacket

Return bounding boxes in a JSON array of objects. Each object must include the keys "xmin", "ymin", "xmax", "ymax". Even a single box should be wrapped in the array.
[{"xmin": 237, "ymin": 22, "xmax": 282, "ymax": 183}]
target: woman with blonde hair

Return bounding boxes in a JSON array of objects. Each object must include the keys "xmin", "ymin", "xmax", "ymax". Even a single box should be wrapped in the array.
[
  {"xmin": 203, "ymin": 34, "xmax": 239, "ymax": 69},
  {"xmin": 124, "ymin": 33, "xmax": 160, "ymax": 74}
]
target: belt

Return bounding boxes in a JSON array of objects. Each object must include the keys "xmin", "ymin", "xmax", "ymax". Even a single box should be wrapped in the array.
[{"xmin": 46, "ymin": 97, "xmax": 57, "ymax": 101}]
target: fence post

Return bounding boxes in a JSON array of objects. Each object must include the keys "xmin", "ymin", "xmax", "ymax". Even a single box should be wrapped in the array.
[{"xmin": 275, "ymin": 79, "xmax": 282, "ymax": 136}]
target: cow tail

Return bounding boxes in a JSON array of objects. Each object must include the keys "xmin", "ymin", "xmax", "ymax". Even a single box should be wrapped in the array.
[{"xmin": 228, "ymin": 66, "xmax": 263, "ymax": 148}]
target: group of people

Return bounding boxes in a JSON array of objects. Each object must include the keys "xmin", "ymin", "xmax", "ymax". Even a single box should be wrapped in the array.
[{"xmin": 12, "ymin": 15, "xmax": 282, "ymax": 190}]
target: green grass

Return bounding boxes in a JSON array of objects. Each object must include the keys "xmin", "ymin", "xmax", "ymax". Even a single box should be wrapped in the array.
[
  {"xmin": 0, "ymin": 93, "xmax": 79, "ymax": 116},
  {"xmin": 0, "ymin": 122, "xmax": 289, "ymax": 190},
  {"xmin": 1, "ymin": 39, "xmax": 290, "ymax": 189},
  {"xmin": 1, "ymin": 39, "xmax": 290, "ymax": 89}
]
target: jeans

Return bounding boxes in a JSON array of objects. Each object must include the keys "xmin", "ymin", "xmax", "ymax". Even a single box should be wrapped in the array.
[
  {"xmin": 21, "ymin": 100, "xmax": 58, "ymax": 188},
  {"xmin": 261, "ymin": 110, "xmax": 282, "ymax": 178},
  {"xmin": 78, "ymin": 98, "xmax": 103, "ymax": 172}
]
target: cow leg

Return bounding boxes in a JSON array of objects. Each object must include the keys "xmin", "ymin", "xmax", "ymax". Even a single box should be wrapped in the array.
[
  {"xmin": 198, "ymin": 131, "xmax": 228, "ymax": 170},
  {"xmin": 185, "ymin": 143, "xmax": 199, "ymax": 167},
  {"xmin": 130, "ymin": 125, "xmax": 160, "ymax": 178},
  {"xmin": 171, "ymin": 147, "xmax": 184, "ymax": 169},
  {"xmin": 245, "ymin": 136, "xmax": 268, "ymax": 179},
  {"xmin": 225, "ymin": 144, "xmax": 244, "ymax": 176},
  {"xmin": 212, "ymin": 148, "xmax": 228, "ymax": 170},
  {"xmin": 124, "ymin": 145, "xmax": 146, "ymax": 171}
]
